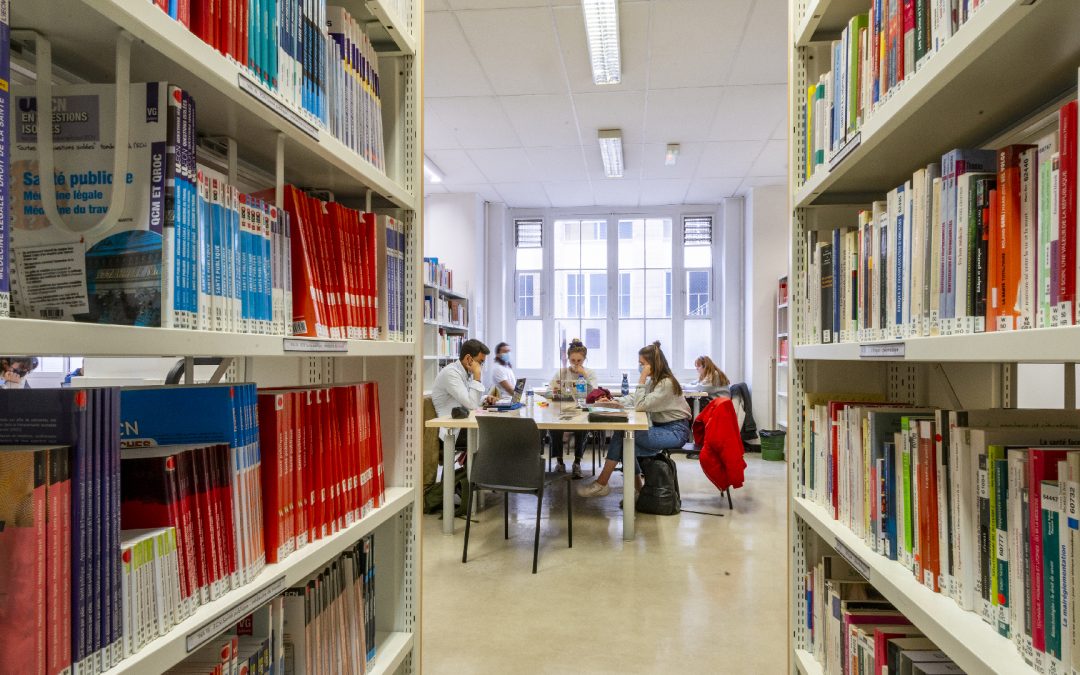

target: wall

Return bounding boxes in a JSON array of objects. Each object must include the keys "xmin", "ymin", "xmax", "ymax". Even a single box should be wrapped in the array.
[
  {"xmin": 424, "ymin": 193, "xmax": 487, "ymax": 336},
  {"xmin": 720, "ymin": 198, "xmax": 745, "ymax": 383},
  {"xmin": 743, "ymin": 185, "xmax": 788, "ymax": 430}
]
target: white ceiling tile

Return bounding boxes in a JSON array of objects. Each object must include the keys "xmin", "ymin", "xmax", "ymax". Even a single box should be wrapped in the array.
[
  {"xmin": 424, "ymin": 183, "xmax": 448, "ymax": 194},
  {"xmin": 638, "ymin": 179, "xmax": 691, "ymax": 206},
  {"xmin": 643, "ymin": 87, "xmax": 724, "ymax": 144},
  {"xmin": 772, "ymin": 117, "xmax": 789, "ymax": 140},
  {"xmin": 434, "ymin": 183, "xmax": 504, "ymax": 202},
  {"xmin": 553, "ymin": 2, "xmax": 650, "ymax": 93},
  {"xmin": 447, "ymin": 0, "xmax": 549, "ymax": 8},
  {"xmin": 583, "ymin": 142, "xmax": 643, "ymax": 181},
  {"xmin": 425, "ymin": 149, "xmax": 489, "ymax": 184},
  {"xmin": 696, "ymin": 141, "xmax": 766, "ymax": 178},
  {"xmin": 527, "ymin": 147, "xmax": 589, "ymax": 182},
  {"xmin": 423, "ymin": 106, "xmax": 460, "ymax": 150},
  {"xmin": 640, "ymin": 142, "xmax": 705, "ymax": 179},
  {"xmin": 709, "ymin": 84, "xmax": 787, "ymax": 141},
  {"xmin": 648, "ymin": 0, "xmax": 754, "ymax": 89},
  {"xmin": 495, "ymin": 183, "xmax": 552, "ymax": 208},
  {"xmin": 739, "ymin": 176, "xmax": 788, "ymax": 193},
  {"xmin": 727, "ymin": 0, "xmax": 788, "ymax": 86},
  {"xmin": 573, "ymin": 91, "xmax": 647, "ymax": 145},
  {"xmin": 424, "ymin": 12, "xmax": 493, "ymax": 98},
  {"xmin": 426, "ymin": 97, "xmax": 521, "ymax": 148},
  {"xmin": 457, "ymin": 8, "xmax": 568, "ymax": 96},
  {"xmin": 543, "ymin": 181, "xmax": 596, "ymax": 208},
  {"xmin": 500, "ymin": 95, "xmax": 581, "ymax": 147},
  {"xmin": 592, "ymin": 180, "xmax": 643, "ymax": 208},
  {"xmin": 748, "ymin": 139, "xmax": 788, "ymax": 177},
  {"xmin": 685, "ymin": 178, "xmax": 744, "ymax": 202},
  {"xmin": 469, "ymin": 147, "xmax": 537, "ymax": 183}
]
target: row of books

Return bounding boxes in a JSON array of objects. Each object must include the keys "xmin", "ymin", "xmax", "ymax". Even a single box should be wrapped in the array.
[
  {"xmin": 796, "ymin": 398, "xmax": 1080, "ymax": 672},
  {"xmin": 166, "ymin": 535, "xmax": 377, "ymax": 675},
  {"xmin": 804, "ymin": 101, "xmax": 1080, "ymax": 344},
  {"xmin": 433, "ymin": 331, "xmax": 464, "ymax": 359},
  {"xmin": 803, "ymin": 555, "xmax": 966, "ymax": 675},
  {"xmin": 422, "ymin": 257, "xmax": 454, "ymax": 292},
  {"xmin": 0, "ymin": 381, "xmax": 386, "ymax": 674},
  {"xmin": 802, "ymin": 0, "xmax": 988, "ymax": 181},
  {"xmin": 423, "ymin": 294, "xmax": 466, "ymax": 327},
  {"xmin": 149, "ymin": 2, "xmax": 387, "ymax": 170},
  {"xmin": 257, "ymin": 382, "xmax": 385, "ymax": 564}
]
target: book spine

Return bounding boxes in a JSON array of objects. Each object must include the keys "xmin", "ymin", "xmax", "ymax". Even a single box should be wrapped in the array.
[
  {"xmin": 1060, "ymin": 101, "xmax": 1078, "ymax": 325},
  {"xmin": 995, "ymin": 457, "xmax": 1011, "ymax": 637},
  {"xmin": 0, "ymin": 0, "xmax": 10, "ymax": 318}
]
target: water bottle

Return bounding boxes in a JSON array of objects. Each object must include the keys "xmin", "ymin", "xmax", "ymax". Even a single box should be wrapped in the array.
[
  {"xmin": 621, "ymin": 373, "xmax": 630, "ymax": 396},
  {"xmin": 526, "ymin": 390, "xmax": 534, "ymax": 414},
  {"xmin": 575, "ymin": 375, "xmax": 587, "ymax": 407}
]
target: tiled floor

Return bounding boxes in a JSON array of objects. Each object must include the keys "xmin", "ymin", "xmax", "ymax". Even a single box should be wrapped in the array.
[{"xmin": 420, "ymin": 454, "xmax": 789, "ymax": 674}]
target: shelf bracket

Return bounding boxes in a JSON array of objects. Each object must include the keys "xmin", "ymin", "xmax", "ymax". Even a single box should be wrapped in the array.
[
  {"xmin": 226, "ymin": 137, "xmax": 239, "ymax": 187},
  {"xmin": 932, "ymin": 364, "xmax": 963, "ymax": 410},
  {"xmin": 165, "ymin": 357, "xmax": 234, "ymax": 385},
  {"xmin": 16, "ymin": 29, "xmax": 134, "ymax": 239},
  {"xmin": 1067, "ymin": 363, "xmax": 1077, "ymax": 409},
  {"xmin": 366, "ymin": 189, "xmax": 373, "ymax": 213},
  {"xmin": 275, "ymin": 132, "xmax": 285, "ymax": 210}
]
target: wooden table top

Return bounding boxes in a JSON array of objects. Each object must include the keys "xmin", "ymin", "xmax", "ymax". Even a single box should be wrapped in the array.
[{"xmin": 425, "ymin": 402, "xmax": 650, "ymax": 431}]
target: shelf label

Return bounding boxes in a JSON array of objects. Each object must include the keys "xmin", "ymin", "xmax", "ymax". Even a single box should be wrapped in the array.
[
  {"xmin": 283, "ymin": 338, "xmax": 348, "ymax": 353},
  {"xmin": 186, "ymin": 575, "xmax": 288, "ymax": 652},
  {"xmin": 238, "ymin": 73, "xmax": 320, "ymax": 139},
  {"xmin": 835, "ymin": 541, "xmax": 870, "ymax": 580},
  {"xmin": 829, "ymin": 132, "xmax": 862, "ymax": 170},
  {"xmin": 859, "ymin": 342, "xmax": 905, "ymax": 359}
]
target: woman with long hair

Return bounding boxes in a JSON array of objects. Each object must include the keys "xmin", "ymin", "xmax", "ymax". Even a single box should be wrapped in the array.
[
  {"xmin": 578, "ymin": 341, "xmax": 691, "ymax": 498},
  {"xmin": 690, "ymin": 355, "xmax": 730, "ymax": 398},
  {"xmin": 548, "ymin": 338, "xmax": 597, "ymax": 477}
]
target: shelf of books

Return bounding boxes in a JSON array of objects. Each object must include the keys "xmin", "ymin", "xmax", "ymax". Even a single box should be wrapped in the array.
[
  {"xmin": 789, "ymin": 0, "xmax": 1080, "ymax": 674},
  {"xmin": 0, "ymin": 0, "xmax": 425, "ymax": 673},
  {"xmin": 422, "ymin": 259, "xmax": 469, "ymax": 389}
]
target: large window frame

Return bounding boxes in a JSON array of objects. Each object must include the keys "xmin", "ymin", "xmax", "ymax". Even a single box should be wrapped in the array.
[{"xmin": 507, "ymin": 207, "xmax": 722, "ymax": 381}]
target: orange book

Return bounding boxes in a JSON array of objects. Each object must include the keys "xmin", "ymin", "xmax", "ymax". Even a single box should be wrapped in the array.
[
  {"xmin": 917, "ymin": 421, "xmax": 939, "ymax": 593},
  {"xmin": 997, "ymin": 145, "xmax": 1036, "ymax": 331}
]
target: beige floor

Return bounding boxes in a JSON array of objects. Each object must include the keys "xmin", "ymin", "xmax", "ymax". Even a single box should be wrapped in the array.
[{"xmin": 420, "ymin": 453, "xmax": 789, "ymax": 674}]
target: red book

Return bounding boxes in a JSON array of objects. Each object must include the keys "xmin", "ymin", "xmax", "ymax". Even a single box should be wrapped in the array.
[
  {"xmin": 47, "ymin": 447, "xmax": 71, "ymax": 675},
  {"xmin": 1059, "ymin": 101, "xmax": 1078, "ymax": 323},
  {"xmin": 902, "ymin": 0, "xmax": 914, "ymax": 78},
  {"xmin": 276, "ymin": 187, "xmax": 325, "ymax": 337},
  {"xmin": 873, "ymin": 626, "xmax": 924, "ymax": 675},
  {"xmin": 258, "ymin": 394, "xmax": 285, "ymax": 563},
  {"xmin": 311, "ymin": 390, "xmax": 327, "ymax": 539},
  {"xmin": 998, "ymin": 145, "xmax": 1036, "ymax": 331},
  {"xmin": 359, "ymin": 384, "xmax": 373, "ymax": 515},
  {"xmin": 1028, "ymin": 448, "xmax": 1072, "ymax": 652},
  {"xmin": 299, "ymin": 390, "xmax": 314, "ymax": 545},
  {"xmin": 367, "ymin": 213, "xmax": 378, "ymax": 339},
  {"xmin": 369, "ymin": 382, "xmax": 386, "ymax": 507},
  {"xmin": 192, "ymin": 445, "xmax": 222, "ymax": 597},
  {"xmin": 176, "ymin": 450, "xmax": 207, "ymax": 603}
]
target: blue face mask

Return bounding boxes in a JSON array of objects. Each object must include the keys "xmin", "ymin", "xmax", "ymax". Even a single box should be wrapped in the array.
[{"xmin": 638, "ymin": 364, "xmax": 644, "ymax": 374}]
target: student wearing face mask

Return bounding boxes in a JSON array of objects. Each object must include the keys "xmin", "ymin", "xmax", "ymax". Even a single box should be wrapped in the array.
[
  {"xmin": 578, "ymin": 341, "xmax": 691, "ymax": 499},
  {"xmin": 486, "ymin": 342, "xmax": 517, "ymax": 397},
  {"xmin": 431, "ymin": 340, "xmax": 497, "ymax": 449},
  {"xmin": 547, "ymin": 338, "xmax": 597, "ymax": 478}
]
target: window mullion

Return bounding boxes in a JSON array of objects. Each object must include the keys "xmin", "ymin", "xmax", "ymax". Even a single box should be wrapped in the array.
[{"xmin": 606, "ymin": 215, "xmax": 618, "ymax": 378}]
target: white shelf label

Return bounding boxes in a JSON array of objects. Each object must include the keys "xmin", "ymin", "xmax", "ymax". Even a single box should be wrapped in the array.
[
  {"xmin": 237, "ymin": 74, "xmax": 320, "ymax": 139},
  {"xmin": 859, "ymin": 342, "xmax": 905, "ymax": 359},
  {"xmin": 283, "ymin": 338, "xmax": 349, "ymax": 353},
  {"xmin": 186, "ymin": 575, "xmax": 287, "ymax": 652},
  {"xmin": 835, "ymin": 541, "xmax": 870, "ymax": 580},
  {"xmin": 829, "ymin": 132, "xmax": 862, "ymax": 170}
]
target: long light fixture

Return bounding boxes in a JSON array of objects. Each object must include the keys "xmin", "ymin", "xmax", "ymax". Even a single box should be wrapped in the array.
[
  {"xmin": 598, "ymin": 129, "xmax": 624, "ymax": 178},
  {"xmin": 582, "ymin": 0, "xmax": 621, "ymax": 85},
  {"xmin": 423, "ymin": 156, "xmax": 444, "ymax": 183}
]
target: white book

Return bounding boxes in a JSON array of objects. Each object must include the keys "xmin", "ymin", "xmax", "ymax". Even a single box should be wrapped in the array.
[
  {"xmin": 930, "ymin": 176, "xmax": 944, "ymax": 334},
  {"xmin": 1020, "ymin": 147, "xmax": 1039, "ymax": 330}
]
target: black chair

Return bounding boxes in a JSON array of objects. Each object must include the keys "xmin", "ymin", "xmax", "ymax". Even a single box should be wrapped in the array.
[
  {"xmin": 463, "ymin": 416, "xmax": 573, "ymax": 574},
  {"xmin": 664, "ymin": 445, "xmax": 734, "ymax": 510}
]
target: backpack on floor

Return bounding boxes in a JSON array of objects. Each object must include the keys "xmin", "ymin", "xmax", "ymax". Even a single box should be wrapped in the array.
[
  {"xmin": 636, "ymin": 454, "xmax": 681, "ymax": 515},
  {"xmin": 422, "ymin": 466, "xmax": 471, "ymax": 517}
]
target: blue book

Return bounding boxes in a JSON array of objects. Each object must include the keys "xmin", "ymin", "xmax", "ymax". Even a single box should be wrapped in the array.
[
  {"xmin": 895, "ymin": 184, "xmax": 905, "ymax": 329},
  {"xmin": 884, "ymin": 441, "xmax": 897, "ymax": 560},
  {"xmin": 940, "ymin": 149, "xmax": 997, "ymax": 320}
]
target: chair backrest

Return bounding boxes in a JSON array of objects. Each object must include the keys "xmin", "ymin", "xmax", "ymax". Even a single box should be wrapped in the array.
[{"xmin": 472, "ymin": 416, "xmax": 544, "ymax": 490}]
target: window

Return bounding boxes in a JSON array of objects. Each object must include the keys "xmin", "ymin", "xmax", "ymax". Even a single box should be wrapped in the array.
[
  {"xmin": 683, "ymin": 216, "xmax": 714, "ymax": 368},
  {"xmin": 617, "ymin": 218, "xmax": 673, "ymax": 369},
  {"xmin": 688, "ymin": 270, "xmax": 710, "ymax": 316},
  {"xmin": 553, "ymin": 219, "xmax": 608, "ymax": 368},
  {"xmin": 517, "ymin": 272, "xmax": 539, "ymax": 319},
  {"xmin": 515, "ymin": 219, "xmax": 544, "ymax": 368}
]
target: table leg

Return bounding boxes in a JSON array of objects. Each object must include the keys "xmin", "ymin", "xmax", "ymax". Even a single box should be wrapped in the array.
[
  {"xmin": 693, "ymin": 397, "xmax": 701, "ymax": 420},
  {"xmin": 442, "ymin": 431, "xmax": 456, "ymax": 535},
  {"xmin": 622, "ymin": 432, "xmax": 635, "ymax": 541}
]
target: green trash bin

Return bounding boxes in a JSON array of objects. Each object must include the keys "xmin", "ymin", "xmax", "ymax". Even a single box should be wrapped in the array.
[{"xmin": 759, "ymin": 429, "xmax": 786, "ymax": 461}]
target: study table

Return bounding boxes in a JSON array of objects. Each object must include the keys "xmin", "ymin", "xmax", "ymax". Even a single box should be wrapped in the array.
[
  {"xmin": 425, "ymin": 403, "xmax": 649, "ymax": 540},
  {"xmin": 528, "ymin": 385, "xmax": 711, "ymax": 417}
]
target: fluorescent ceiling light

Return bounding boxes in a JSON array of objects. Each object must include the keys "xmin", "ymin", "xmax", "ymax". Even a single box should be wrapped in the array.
[
  {"xmin": 424, "ymin": 157, "xmax": 444, "ymax": 183},
  {"xmin": 582, "ymin": 0, "xmax": 621, "ymax": 85},
  {"xmin": 665, "ymin": 144, "xmax": 680, "ymax": 166},
  {"xmin": 598, "ymin": 129, "xmax": 624, "ymax": 178}
]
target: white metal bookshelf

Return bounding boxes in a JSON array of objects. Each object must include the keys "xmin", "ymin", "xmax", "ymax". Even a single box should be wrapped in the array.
[
  {"xmin": 422, "ymin": 282, "xmax": 470, "ymax": 390},
  {"xmin": 775, "ymin": 275, "xmax": 789, "ymax": 430},
  {"xmin": 787, "ymin": 0, "xmax": 1080, "ymax": 673},
  {"xmin": 8, "ymin": 0, "xmax": 425, "ymax": 672}
]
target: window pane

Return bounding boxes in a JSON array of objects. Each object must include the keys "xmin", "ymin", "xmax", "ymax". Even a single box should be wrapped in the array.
[
  {"xmin": 553, "ymin": 320, "xmax": 607, "ymax": 372},
  {"xmin": 645, "ymin": 218, "xmax": 672, "ymax": 269},
  {"xmin": 645, "ymin": 320, "xmax": 672, "ymax": 359},
  {"xmin": 581, "ymin": 220, "xmax": 607, "ymax": 261},
  {"xmin": 617, "ymin": 270, "xmax": 642, "ymax": 317},
  {"xmin": 555, "ymin": 271, "xmax": 583, "ymax": 318},
  {"xmin": 684, "ymin": 320, "xmax": 712, "ymax": 369},
  {"xmin": 516, "ymin": 247, "xmax": 543, "ymax": 271},
  {"xmin": 516, "ymin": 320, "xmax": 544, "ymax": 369},
  {"xmin": 587, "ymin": 272, "xmax": 607, "ymax": 318},
  {"xmin": 618, "ymin": 319, "xmax": 643, "ymax": 370},
  {"xmin": 645, "ymin": 269, "xmax": 670, "ymax": 318},
  {"xmin": 618, "ymin": 219, "xmax": 644, "ymax": 268},
  {"xmin": 554, "ymin": 219, "xmax": 581, "ymax": 269},
  {"xmin": 684, "ymin": 245, "xmax": 711, "ymax": 268},
  {"xmin": 687, "ymin": 269, "xmax": 711, "ymax": 317},
  {"xmin": 516, "ymin": 272, "xmax": 540, "ymax": 319}
]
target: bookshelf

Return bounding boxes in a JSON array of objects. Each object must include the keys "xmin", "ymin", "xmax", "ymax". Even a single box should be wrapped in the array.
[
  {"xmin": 422, "ymin": 280, "xmax": 470, "ymax": 390},
  {"xmin": 7, "ymin": 0, "xmax": 424, "ymax": 672},
  {"xmin": 776, "ymin": 275, "xmax": 789, "ymax": 430},
  {"xmin": 787, "ymin": 1, "xmax": 1080, "ymax": 673}
]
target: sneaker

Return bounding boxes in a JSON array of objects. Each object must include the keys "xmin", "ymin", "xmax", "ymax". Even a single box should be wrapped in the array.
[
  {"xmin": 577, "ymin": 481, "xmax": 610, "ymax": 498},
  {"xmin": 555, "ymin": 460, "xmax": 566, "ymax": 474},
  {"xmin": 571, "ymin": 462, "xmax": 583, "ymax": 479}
]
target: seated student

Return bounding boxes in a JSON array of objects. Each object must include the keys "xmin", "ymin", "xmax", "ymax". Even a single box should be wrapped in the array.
[
  {"xmin": 485, "ymin": 342, "xmax": 517, "ymax": 397},
  {"xmin": 578, "ymin": 341, "xmax": 691, "ymax": 498},
  {"xmin": 547, "ymin": 338, "xmax": 598, "ymax": 478},
  {"xmin": 687, "ymin": 355, "xmax": 730, "ymax": 399},
  {"xmin": 430, "ymin": 339, "xmax": 496, "ymax": 454}
]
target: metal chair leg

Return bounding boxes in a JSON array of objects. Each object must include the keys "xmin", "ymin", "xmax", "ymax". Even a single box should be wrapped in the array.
[
  {"xmin": 462, "ymin": 481, "xmax": 475, "ymax": 564},
  {"xmin": 533, "ymin": 489, "xmax": 543, "ymax": 574},
  {"xmin": 504, "ymin": 491, "xmax": 510, "ymax": 539},
  {"xmin": 566, "ymin": 479, "xmax": 573, "ymax": 548},
  {"xmin": 726, "ymin": 488, "xmax": 733, "ymax": 510}
]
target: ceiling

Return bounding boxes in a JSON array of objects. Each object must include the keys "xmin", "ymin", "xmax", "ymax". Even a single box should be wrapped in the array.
[{"xmin": 422, "ymin": 0, "xmax": 789, "ymax": 208}]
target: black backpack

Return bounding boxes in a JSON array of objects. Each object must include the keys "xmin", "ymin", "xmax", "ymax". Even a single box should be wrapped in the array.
[{"xmin": 636, "ymin": 453, "xmax": 681, "ymax": 515}]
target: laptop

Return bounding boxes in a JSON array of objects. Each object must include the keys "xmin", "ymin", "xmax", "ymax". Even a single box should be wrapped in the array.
[{"xmin": 488, "ymin": 378, "xmax": 527, "ymax": 411}]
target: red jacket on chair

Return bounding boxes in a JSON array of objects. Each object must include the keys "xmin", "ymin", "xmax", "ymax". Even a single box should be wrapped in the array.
[{"xmin": 693, "ymin": 397, "xmax": 747, "ymax": 491}]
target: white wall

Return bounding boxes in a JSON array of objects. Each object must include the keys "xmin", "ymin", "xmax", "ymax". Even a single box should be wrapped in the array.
[
  {"xmin": 743, "ymin": 185, "xmax": 788, "ymax": 430},
  {"xmin": 720, "ymin": 198, "xmax": 745, "ymax": 383},
  {"xmin": 424, "ymin": 193, "xmax": 487, "ymax": 336}
]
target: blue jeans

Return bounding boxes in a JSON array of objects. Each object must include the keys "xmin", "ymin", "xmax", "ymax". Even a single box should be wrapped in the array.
[{"xmin": 606, "ymin": 418, "xmax": 691, "ymax": 474}]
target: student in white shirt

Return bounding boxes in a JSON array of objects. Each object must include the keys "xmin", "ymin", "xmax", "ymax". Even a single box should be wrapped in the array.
[
  {"xmin": 547, "ymin": 339, "xmax": 598, "ymax": 478},
  {"xmin": 486, "ymin": 342, "xmax": 517, "ymax": 397},
  {"xmin": 430, "ymin": 339, "xmax": 495, "ymax": 447},
  {"xmin": 578, "ymin": 341, "xmax": 691, "ymax": 498}
]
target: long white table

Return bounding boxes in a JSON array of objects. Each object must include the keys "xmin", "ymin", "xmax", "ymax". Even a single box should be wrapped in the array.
[{"xmin": 425, "ymin": 403, "xmax": 650, "ymax": 540}]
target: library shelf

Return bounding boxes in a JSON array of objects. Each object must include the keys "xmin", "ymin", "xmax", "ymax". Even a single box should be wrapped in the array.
[
  {"xmin": 794, "ymin": 0, "xmax": 870, "ymax": 47},
  {"xmin": 423, "ymin": 319, "xmax": 469, "ymax": 332},
  {"xmin": 339, "ymin": 0, "xmax": 418, "ymax": 55},
  {"xmin": 105, "ymin": 487, "xmax": 415, "ymax": 675},
  {"xmin": 794, "ymin": 648, "xmax": 823, "ymax": 675},
  {"xmin": 15, "ymin": 0, "xmax": 415, "ymax": 208},
  {"xmin": 794, "ymin": 0, "xmax": 1080, "ymax": 208},
  {"xmin": 423, "ymin": 283, "xmax": 468, "ymax": 301},
  {"xmin": 792, "ymin": 325, "xmax": 1080, "ymax": 363},
  {"xmin": 793, "ymin": 498, "xmax": 1031, "ymax": 675},
  {"xmin": 369, "ymin": 632, "xmax": 416, "ymax": 675},
  {"xmin": 0, "ymin": 317, "xmax": 417, "ymax": 358}
]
